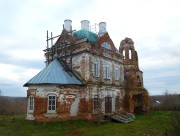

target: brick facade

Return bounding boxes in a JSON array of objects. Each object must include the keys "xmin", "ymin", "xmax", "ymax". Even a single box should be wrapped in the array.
[{"xmin": 25, "ymin": 21, "xmax": 149, "ymax": 121}]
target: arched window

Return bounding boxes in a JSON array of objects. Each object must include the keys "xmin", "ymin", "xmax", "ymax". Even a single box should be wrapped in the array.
[
  {"xmin": 28, "ymin": 96, "xmax": 34, "ymax": 113},
  {"xmin": 122, "ymin": 49, "xmax": 125, "ymax": 59},
  {"xmin": 102, "ymin": 42, "xmax": 111, "ymax": 50},
  {"xmin": 129, "ymin": 49, "xmax": 132, "ymax": 59}
]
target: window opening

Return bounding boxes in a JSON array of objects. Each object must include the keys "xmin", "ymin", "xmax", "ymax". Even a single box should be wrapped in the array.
[
  {"xmin": 93, "ymin": 95, "xmax": 99, "ymax": 113},
  {"xmin": 115, "ymin": 96, "xmax": 120, "ymax": 110},
  {"xmin": 29, "ymin": 96, "xmax": 34, "ymax": 112},
  {"xmin": 104, "ymin": 64, "xmax": 110, "ymax": 79},
  {"xmin": 102, "ymin": 42, "xmax": 111, "ymax": 50},
  {"xmin": 123, "ymin": 49, "xmax": 125, "ymax": 59},
  {"xmin": 48, "ymin": 95, "xmax": 56, "ymax": 112},
  {"xmin": 129, "ymin": 49, "xmax": 132, "ymax": 59},
  {"xmin": 93, "ymin": 63, "xmax": 99, "ymax": 77},
  {"xmin": 115, "ymin": 67, "xmax": 119, "ymax": 80}
]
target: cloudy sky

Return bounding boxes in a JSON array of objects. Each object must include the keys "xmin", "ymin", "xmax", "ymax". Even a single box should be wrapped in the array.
[{"xmin": 0, "ymin": 0, "xmax": 180, "ymax": 96}]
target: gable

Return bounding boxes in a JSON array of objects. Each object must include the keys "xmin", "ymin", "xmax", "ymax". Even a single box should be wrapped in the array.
[
  {"xmin": 55, "ymin": 29, "xmax": 76, "ymax": 46},
  {"xmin": 97, "ymin": 32, "xmax": 117, "ymax": 52}
]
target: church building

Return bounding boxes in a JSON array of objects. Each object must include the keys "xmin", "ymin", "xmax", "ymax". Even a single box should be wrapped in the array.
[{"xmin": 24, "ymin": 20, "xmax": 149, "ymax": 121}]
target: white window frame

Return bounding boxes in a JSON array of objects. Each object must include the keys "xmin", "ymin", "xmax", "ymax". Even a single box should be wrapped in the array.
[
  {"xmin": 93, "ymin": 62, "xmax": 99, "ymax": 77},
  {"xmin": 28, "ymin": 96, "xmax": 34, "ymax": 113},
  {"xmin": 47, "ymin": 95, "xmax": 56, "ymax": 113},
  {"xmin": 104, "ymin": 64, "xmax": 110, "ymax": 79},
  {"xmin": 115, "ymin": 67, "xmax": 119, "ymax": 80}
]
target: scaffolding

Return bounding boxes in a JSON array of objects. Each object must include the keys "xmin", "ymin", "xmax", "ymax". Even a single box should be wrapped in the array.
[{"xmin": 45, "ymin": 28, "xmax": 75, "ymax": 71}]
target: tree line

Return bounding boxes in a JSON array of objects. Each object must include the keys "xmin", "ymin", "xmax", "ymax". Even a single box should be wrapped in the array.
[
  {"xmin": 150, "ymin": 92, "xmax": 180, "ymax": 111},
  {"xmin": 0, "ymin": 96, "xmax": 26, "ymax": 115}
]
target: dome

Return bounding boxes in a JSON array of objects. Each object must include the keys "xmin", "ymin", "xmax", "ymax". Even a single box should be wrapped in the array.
[{"xmin": 73, "ymin": 30, "xmax": 98, "ymax": 43}]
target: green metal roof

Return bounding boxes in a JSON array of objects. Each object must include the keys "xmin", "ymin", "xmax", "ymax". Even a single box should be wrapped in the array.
[
  {"xmin": 24, "ymin": 57, "xmax": 83, "ymax": 87},
  {"xmin": 73, "ymin": 30, "xmax": 98, "ymax": 43}
]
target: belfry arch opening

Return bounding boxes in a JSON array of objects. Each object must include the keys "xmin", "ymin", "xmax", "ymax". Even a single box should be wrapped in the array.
[
  {"xmin": 123, "ymin": 49, "xmax": 125, "ymax": 59},
  {"xmin": 129, "ymin": 49, "xmax": 132, "ymax": 59}
]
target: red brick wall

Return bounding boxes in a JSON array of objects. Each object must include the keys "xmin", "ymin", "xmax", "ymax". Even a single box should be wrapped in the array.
[{"xmin": 34, "ymin": 97, "xmax": 47, "ymax": 121}]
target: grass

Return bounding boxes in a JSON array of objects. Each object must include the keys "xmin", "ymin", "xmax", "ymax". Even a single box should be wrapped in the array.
[{"xmin": 0, "ymin": 111, "xmax": 175, "ymax": 136}]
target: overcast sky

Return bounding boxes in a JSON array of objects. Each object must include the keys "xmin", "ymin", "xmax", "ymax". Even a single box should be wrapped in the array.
[{"xmin": 0, "ymin": 0, "xmax": 180, "ymax": 96}]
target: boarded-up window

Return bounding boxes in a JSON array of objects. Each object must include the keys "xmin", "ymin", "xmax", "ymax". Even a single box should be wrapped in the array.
[
  {"xmin": 115, "ymin": 96, "xmax": 119, "ymax": 110},
  {"xmin": 137, "ymin": 75, "xmax": 141, "ymax": 87},
  {"xmin": 93, "ymin": 95, "xmax": 99, "ymax": 113}
]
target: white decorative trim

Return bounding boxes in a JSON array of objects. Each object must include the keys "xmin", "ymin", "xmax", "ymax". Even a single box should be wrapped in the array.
[
  {"xmin": 46, "ymin": 92, "xmax": 58, "ymax": 96},
  {"xmin": 44, "ymin": 112, "xmax": 58, "ymax": 118}
]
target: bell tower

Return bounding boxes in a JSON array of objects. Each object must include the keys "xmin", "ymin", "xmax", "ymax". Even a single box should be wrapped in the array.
[
  {"xmin": 119, "ymin": 37, "xmax": 143, "ymax": 87},
  {"xmin": 119, "ymin": 37, "xmax": 149, "ymax": 113}
]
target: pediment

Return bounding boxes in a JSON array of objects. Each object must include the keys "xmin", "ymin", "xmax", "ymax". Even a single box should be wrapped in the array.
[{"xmin": 97, "ymin": 32, "xmax": 116, "ymax": 51}]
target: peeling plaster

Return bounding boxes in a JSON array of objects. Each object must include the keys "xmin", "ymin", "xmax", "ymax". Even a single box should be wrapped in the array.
[{"xmin": 70, "ymin": 97, "xmax": 80, "ymax": 116}]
